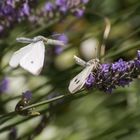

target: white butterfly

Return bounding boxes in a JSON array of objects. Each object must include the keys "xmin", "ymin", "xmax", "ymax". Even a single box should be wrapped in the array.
[
  {"xmin": 68, "ymin": 56, "xmax": 100, "ymax": 93},
  {"xmin": 9, "ymin": 36, "xmax": 64, "ymax": 75}
]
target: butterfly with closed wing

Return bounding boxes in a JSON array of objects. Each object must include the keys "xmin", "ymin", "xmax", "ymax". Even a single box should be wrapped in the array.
[
  {"xmin": 68, "ymin": 55, "xmax": 100, "ymax": 93},
  {"xmin": 9, "ymin": 36, "xmax": 65, "ymax": 75}
]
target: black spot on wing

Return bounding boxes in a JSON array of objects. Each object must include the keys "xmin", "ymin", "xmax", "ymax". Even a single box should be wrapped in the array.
[
  {"xmin": 31, "ymin": 61, "xmax": 34, "ymax": 64},
  {"xmin": 74, "ymin": 76, "xmax": 81, "ymax": 84}
]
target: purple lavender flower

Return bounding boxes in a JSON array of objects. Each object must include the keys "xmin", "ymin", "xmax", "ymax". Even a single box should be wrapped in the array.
[
  {"xmin": 101, "ymin": 64, "xmax": 111, "ymax": 73},
  {"xmin": 55, "ymin": 47, "xmax": 63, "ymax": 54},
  {"xmin": 56, "ymin": 0, "xmax": 68, "ymax": 13},
  {"xmin": 22, "ymin": 90, "xmax": 32, "ymax": 101},
  {"xmin": 100, "ymin": 64, "xmax": 111, "ymax": 80},
  {"xmin": 0, "ymin": 1, "xmax": 34, "ymax": 34},
  {"xmin": 81, "ymin": 0, "xmax": 89, "ymax": 4},
  {"xmin": 112, "ymin": 59, "xmax": 128, "ymax": 73},
  {"xmin": 2, "ymin": 4, "xmax": 14, "ymax": 16},
  {"xmin": 0, "ymin": 0, "xmax": 90, "ymax": 35},
  {"xmin": 6, "ymin": 0, "xmax": 13, "ymax": 6},
  {"xmin": 20, "ymin": 2, "xmax": 30, "ymax": 16},
  {"xmin": 85, "ymin": 73, "xmax": 95, "ymax": 88},
  {"xmin": 0, "ymin": 78, "xmax": 9, "ymax": 93},
  {"xmin": 56, "ymin": 0, "xmax": 65, "ymax": 6},
  {"xmin": 44, "ymin": 2, "xmax": 55, "ymax": 12},
  {"xmin": 135, "ymin": 59, "xmax": 140, "ymax": 69},
  {"xmin": 57, "ymin": 34, "xmax": 68, "ymax": 44},
  {"xmin": 73, "ymin": 8, "xmax": 84, "ymax": 17},
  {"xmin": 55, "ymin": 0, "xmax": 87, "ymax": 15},
  {"xmin": 15, "ymin": 90, "xmax": 34, "ymax": 116},
  {"xmin": 85, "ymin": 50, "xmax": 140, "ymax": 93},
  {"xmin": 54, "ymin": 34, "xmax": 68, "ymax": 54}
]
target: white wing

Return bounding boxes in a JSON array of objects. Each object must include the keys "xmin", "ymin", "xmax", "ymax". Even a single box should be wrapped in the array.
[
  {"xmin": 19, "ymin": 41, "xmax": 45, "ymax": 75},
  {"xmin": 68, "ymin": 65, "xmax": 94, "ymax": 93},
  {"xmin": 9, "ymin": 43, "xmax": 33, "ymax": 68}
]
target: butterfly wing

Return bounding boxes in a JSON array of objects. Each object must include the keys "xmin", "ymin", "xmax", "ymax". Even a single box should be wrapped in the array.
[
  {"xmin": 19, "ymin": 41, "xmax": 45, "ymax": 75},
  {"xmin": 9, "ymin": 43, "xmax": 33, "ymax": 68},
  {"xmin": 68, "ymin": 65, "xmax": 94, "ymax": 93}
]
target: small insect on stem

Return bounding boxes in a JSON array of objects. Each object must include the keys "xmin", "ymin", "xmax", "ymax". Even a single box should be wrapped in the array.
[{"xmin": 15, "ymin": 91, "xmax": 40, "ymax": 116}]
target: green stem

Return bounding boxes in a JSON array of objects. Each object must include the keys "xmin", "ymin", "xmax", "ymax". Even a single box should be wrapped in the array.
[
  {"xmin": 22, "ymin": 90, "xmax": 87, "ymax": 111},
  {"xmin": 0, "ymin": 91, "xmax": 87, "ymax": 132},
  {"xmin": 104, "ymin": 40, "xmax": 140, "ymax": 59},
  {"xmin": 22, "ymin": 94, "xmax": 70, "ymax": 111}
]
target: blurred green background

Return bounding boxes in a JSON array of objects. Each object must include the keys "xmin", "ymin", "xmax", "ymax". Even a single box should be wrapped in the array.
[{"xmin": 0, "ymin": 0, "xmax": 140, "ymax": 140}]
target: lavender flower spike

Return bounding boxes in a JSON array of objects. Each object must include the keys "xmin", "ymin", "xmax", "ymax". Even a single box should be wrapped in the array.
[
  {"xmin": 85, "ymin": 74, "xmax": 95, "ymax": 88},
  {"xmin": 44, "ymin": 2, "xmax": 55, "ymax": 12},
  {"xmin": 82, "ymin": 0, "xmax": 89, "ymax": 4},
  {"xmin": 0, "ymin": 78, "xmax": 9, "ymax": 94},
  {"xmin": 54, "ymin": 34, "xmax": 68, "ymax": 54},
  {"xmin": 0, "ymin": 0, "xmax": 90, "ymax": 35},
  {"xmin": 85, "ymin": 50, "xmax": 140, "ymax": 93}
]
